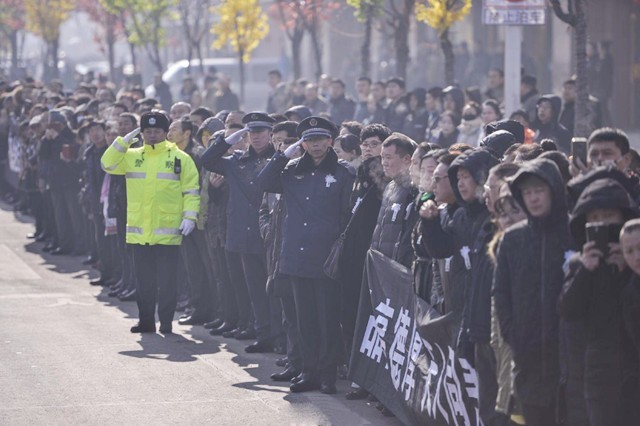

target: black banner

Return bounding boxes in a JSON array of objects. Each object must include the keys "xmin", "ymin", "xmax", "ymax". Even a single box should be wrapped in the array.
[{"xmin": 348, "ymin": 250, "xmax": 482, "ymax": 426}]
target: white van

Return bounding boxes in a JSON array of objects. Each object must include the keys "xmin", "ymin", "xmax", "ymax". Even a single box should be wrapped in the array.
[{"xmin": 146, "ymin": 57, "xmax": 280, "ymax": 112}]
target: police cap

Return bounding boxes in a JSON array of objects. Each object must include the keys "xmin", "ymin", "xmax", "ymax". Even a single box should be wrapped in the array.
[
  {"xmin": 140, "ymin": 111, "xmax": 170, "ymax": 132},
  {"xmin": 242, "ymin": 112, "xmax": 275, "ymax": 132},
  {"xmin": 296, "ymin": 116, "xmax": 338, "ymax": 141}
]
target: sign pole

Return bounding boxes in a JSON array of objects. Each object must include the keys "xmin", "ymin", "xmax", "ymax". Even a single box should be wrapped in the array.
[{"xmin": 503, "ymin": 25, "xmax": 523, "ymax": 117}]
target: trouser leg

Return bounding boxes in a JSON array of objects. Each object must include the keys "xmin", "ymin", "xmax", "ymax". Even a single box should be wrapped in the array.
[
  {"xmin": 155, "ymin": 245, "xmax": 179, "ymax": 329},
  {"xmin": 181, "ymin": 230, "xmax": 214, "ymax": 320},
  {"xmin": 240, "ymin": 252, "xmax": 270, "ymax": 341},
  {"xmin": 280, "ymin": 279, "xmax": 303, "ymax": 371},
  {"xmin": 62, "ymin": 188, "xmax": 85, "ymax": 253},
  {"xmin": 475, "ymin": 342, "xmax": 501, "ymax": 426},
  {"xmin": 521, "ymin": 403, "xmax": 558, "ymax": 426},
  {"xmin": 212, "ymin": 245, "xmax": 236, "ymax": 324},
  {"xmin": 94, "ymin": 214, "xmax": 114, "ymax": 281},
  {"xmin": 132, "ymin": 244, "xmax": 157, "ymax": 327},
  {"xmin": 315, "ymin": 278, "xmax": 341, "ymax": 385},
  {"xmin": 51, "ymin": 190, "xmax": 73, "ymax": 252},
  {"xmin": 226, "ymin": 250, "xmax": 251, "ymax": 330},
  {"xmin": 291, "ymin": 277, "xmax": 320, "ymax": 377}
]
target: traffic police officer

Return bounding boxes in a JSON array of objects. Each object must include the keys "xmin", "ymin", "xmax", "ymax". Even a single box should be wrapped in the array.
[
  {"xmin": 101, "ymin": 111, "xmax": 200, "ymax": 334},
  {"xmin": 201, "ymin": 112, "xmax": 276, "ymax": 353},
  {"xmin": 258, "ymin": 116, "xmax": 355, "ymax": 394}
]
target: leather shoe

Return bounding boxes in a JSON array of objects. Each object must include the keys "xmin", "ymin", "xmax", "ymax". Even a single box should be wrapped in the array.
[
  {"xmin": 210, "ymin": 322, "xmax": 235, "ymax": 336},
  {"xmin": 42, "ymin": 243, "xmax": 55, "ymax": 252},
  {"xmin": 275, "ymin": 357, "xmax": 288, "ymax": 367},
  {"xmin": 35, "ymin": 233, "xmax": 48, "ymax": 242},
  {"xmin": 271, "ymin": 367, "xmax": 300, "ymax": 382},
  {"xmin": 119, "ymin": 290, "xmax": 136, "ymax": 301},
  {"xmin": 178, "ymin": 315, "xmax": 207, "ymax": 326},
  {"xmin": 244, "ymin": 340, "xmax": 273, "ymax": 354},
  {"xmin": 89, "ymin": 278, "xmax": 107, "ymax": 286},
  {"xmin": 159, "ymin": 324, "xmax": 172, "ymax": 334},
  {"xmin": 320, "ymin": 383, "xmax": 337, "ymax": 395},
  {"xmin": 290, "ymin": 374, "xmax": 320, "ymax": 393},
  {"xmin": 291, "ymin": 373, "xmax": 304, "ymax": 384},
  {"xmin": 235, "ymin": 329, "xmax": 256, "ymax": 340},
  {"xmin": 108, "ymin": 287, "xmax": 122, "ymax": 297},
  {"xmin": 130, "ymin": 323, "xmax": 155, "ymax": 333},
  {"xmin": 204, "ymin": 319, "xmax": 223, "ymax": 330},
  {"xmin": 222, "ymin": 328, "xmax": 240, "ymax": 338},
  {"xmin": 345, "ymin": 388, "xmax": 369, "ymax": 400},
  {"xmin": 50, "ymin": 247, "xmax": 68, "ymax": 255},
  {"xmin": 82, "ymin": 256, "xmax": 97, "ymax": 265}
]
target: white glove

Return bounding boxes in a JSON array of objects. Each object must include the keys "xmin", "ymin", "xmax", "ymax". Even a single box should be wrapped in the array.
[
  {"xmin": 225, "ymin": 127, "xmax": 250, "ymax": 145},
  {"xmin": 179, "ymin": 218, "xmax": 195, "ymax": 236},
  {"xmin": 123, "ymin": 127, "xmax": 140, "ymax": 146},
  {"xmin": 284, "ymin": 138, "xmax": 304, "ymax": 159}
]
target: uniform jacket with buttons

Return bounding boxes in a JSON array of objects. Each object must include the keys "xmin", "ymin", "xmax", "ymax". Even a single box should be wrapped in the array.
[
  {"xmin": 258, "ymin": 148, "xmax": 355, "ymax": 279},
  {"xmin": 101, "ymin": 138, "xmax": 200, "ymax": 246},
  {"xmin": 200, "ymin": 134, "xmax": 275, "ymax": 254}
]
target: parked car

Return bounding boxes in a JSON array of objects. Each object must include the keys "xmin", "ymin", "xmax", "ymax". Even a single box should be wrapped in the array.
[{"xmin": 145, "ymin": 57, "xmax": 280, "ymax": 112}]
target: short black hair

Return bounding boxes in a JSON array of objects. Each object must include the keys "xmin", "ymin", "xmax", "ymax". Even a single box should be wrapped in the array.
[
  {"xmin": 179, "ymin": 116, "xmax": 195, "ymax": 134},
  {"xmin": 427, "ymin": 86, "xmax": 443, "ymax": 100},
  {"xmin": 386, "ymin": 77, "xmax": 405, "ymax": 89},
  {"xmin": 341, "ymin": 121, "xmax": 363, "ymax": 138},
  {"xmin": 361, "ymin": 123, "xmax": 391, "ymax": 143},
  {"xmin": 268, "ymin": 69, "xmax": 282, "ymax": 79},
  {"xmin": 490, "ymin": 68, "xmax": 504, "ymax": 78},
  {"xmin": 489, "ymin": 162, "xmax": 520, "ymax": 181},
  {"xmin": 440, "ymin": 110, "xmax": 461, "ymax": 127},
  {"xmin": 588, "ymin": 127, "xmax": 630, "ymax": 155},
  {"xmin": 331, "ymin": 79, "xmax": 346, "ymax": 88},
  {"xmin": 112, "ymin": 102, "xmax": 128, "ymax": 112},
  {"xmin": 382, "ymin": 132, "xmax": 417, "ymax": 158},
  {"xmin": 357, "ymin": 76, "xmax": 372, "ymax": 85},
  {"xmin": 335, "ymin": 134, "xmax": 361, "ymax": 156},
  {"xmin": 119, "ymin": 113, "xmax": 138, "ymax": 128},
  {"xmin": 515, "ymin": 143, "xmax": 544, "ymax": 161},
  {"xmin": 269, "ymin": 113, "xmax": 288, "ymax": 123},
  {"xmin": 190, "ymin": 107, "xmax": 214, "ymax": 120},
  {"xmin": 482, "ymin": 99, "xmax": 502, "ymax": 120},
  {"xmin": 438, "ymin": 153, "xmax": 459, "ymax": 167},
  {"xmin": 273, "ymin": 121, "xmax": 298, "ymax": 138}
]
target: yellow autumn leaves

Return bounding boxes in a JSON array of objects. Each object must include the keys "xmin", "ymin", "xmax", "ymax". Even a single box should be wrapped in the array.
[
  {"xmin": 415, "ymin": 0, "xmax": 471, "ymax": 35},
  {"xmin": 211, "ymin": 0, "xmax": 269, "ymax": 63}
]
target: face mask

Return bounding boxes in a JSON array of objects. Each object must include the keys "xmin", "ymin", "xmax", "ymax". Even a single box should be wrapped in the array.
[{"xmin": 463, "ymin": 114, "xmax": 477, "ymax": 121}]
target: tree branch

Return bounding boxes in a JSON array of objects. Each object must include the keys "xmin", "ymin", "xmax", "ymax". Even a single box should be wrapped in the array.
[{"xmin": 549, "ymin": 0, "xmax": 576, "ymax": 26}]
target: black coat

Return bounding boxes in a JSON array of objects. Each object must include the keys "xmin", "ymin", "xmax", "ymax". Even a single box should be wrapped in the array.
[
  {"xmin": 83, "ymin": 143, "xmax": 108, "ymax": 215},
  {"xmin": 533, "ymin": 94, "xmax": 571, "ymax": 154},
  {"xmin": 385, "ymin": 98, "xmax": 410, "ymax": 133},
  {"xmin": 40, "ymin": 126, "xmax": 81, "ymax": 191},
  {"xmin": 329, "ymin": 95, "xmax": 356, "ymax": 125},
  {"xmin": 258, "ymin": 148, "xmax": 355, "ymax": 279},
  {"xmin": 201, "ymin": 134, "xmax": 275, "ymax": 254},
  {"xmin": 370, "ymin": 174, "xmax": 419, "ymax": 268},
  {"xmin": 558, "ymin": 178, "xmax": 638, "ymax": 421},
  {"xmin": 422, "ymin": 149, "xmax": 498, "ymax": 346},
  {"xmin": 494, "ymin": 158, "xmax": 572, "ymax": 406}
]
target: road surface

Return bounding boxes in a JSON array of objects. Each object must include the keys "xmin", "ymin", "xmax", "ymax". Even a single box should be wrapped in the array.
[{"xmin": 0, "ymin": 202, "xmax": 401, "ymax": 425}]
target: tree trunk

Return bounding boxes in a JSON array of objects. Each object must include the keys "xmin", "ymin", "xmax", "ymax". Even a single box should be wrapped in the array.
[
  {"xmin": 291, "ymin": 27, "xmax": 304, "ymax": 79},
  {"xmin": 51, "ymin": 38, "xmax": 60, "ymax": 80},
  {"xmin": 573, "ymin": 0, "xmax": 590, "ymax": 137},
  {"xmin": 394, "ymin": 17, "xmax": 410, "ymax": 80},
  {"xmin": 361, "ymin": 7, "xmax": 373, "ymax": 77},
  {"xmin": 440, "ymin": 29, "xmax": 455, "ymax": 85},
  {"xmin": 8, "ymin": 30, "xmax": 19, "ymax": 80},
  {"xmin": 196, "ymin": 43, "xmax": 205, "ymax": 74},
  {"xmin": 106, "ymin": 16, "xmax": 116, "ymax": 81},
  {"xmin": 239, "ymin": 50, "xmax": 245, "ymax": 106},
  {"xmin": 129, "ymin": 42, "xmax": 137, "ymax": 74},
  {"xmin": 186, "ymin": 43, "xmax": 193, "ymax": 75},
  {"xmin": 309, "ymin": 23, "xmax": 323, "ymax": 78}
]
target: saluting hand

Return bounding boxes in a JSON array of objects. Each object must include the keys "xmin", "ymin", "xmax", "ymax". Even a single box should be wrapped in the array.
[
  {"xmin": 123, "ymin": 127, "xmax": 140, "ymax": 146},
  {"xmin": 225, "ymin": 127, "xmax": 250, "ymax": 145},
  {"xmin": 284, "ymin": 138, "xmax": 303, "ymax": 159}
]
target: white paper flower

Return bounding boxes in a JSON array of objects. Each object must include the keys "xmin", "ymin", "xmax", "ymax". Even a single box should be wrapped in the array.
[{"xmin": 325, "ymin": 174, "xmax": 337, "ymax": 188}]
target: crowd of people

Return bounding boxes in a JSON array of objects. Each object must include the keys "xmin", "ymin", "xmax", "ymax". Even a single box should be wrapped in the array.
[{"xmin": 0, "ymin": 67, "xmax": 638, "ymax": 426}]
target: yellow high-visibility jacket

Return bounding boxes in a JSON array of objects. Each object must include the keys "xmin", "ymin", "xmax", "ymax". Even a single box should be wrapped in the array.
[{"xmin": 101, "ymin": 138, "xmax": 200, "ymax": 245}]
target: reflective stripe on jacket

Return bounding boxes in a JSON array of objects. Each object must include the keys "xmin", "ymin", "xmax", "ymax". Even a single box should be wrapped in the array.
[{"xmin": 101, "ymin": 137, "xmax": 200, "ymax": 245}]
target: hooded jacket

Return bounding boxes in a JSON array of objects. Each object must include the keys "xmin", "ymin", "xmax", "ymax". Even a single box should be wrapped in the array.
[
  {"xmin": 558, "ymin": 178, "xmax": 637, "ymax": 420},
  {"xmin": 494, "ymin": 158, "xmax": 572, "ymax": 406},
  {"xmin": 533, "ymin": 94, "xmax": 571, "ymax": 154},
  {"xmin": 421, "ymin": 149, "xmax": 498, "ymax": 345}
]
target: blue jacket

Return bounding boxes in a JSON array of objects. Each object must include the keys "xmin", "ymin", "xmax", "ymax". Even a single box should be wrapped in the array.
[
  {"xmin": 258, "ymin": 148, "xmax": 355, "ymax": 279},
  {"xmin": 201, "ymin": 134, "xmax": 275, "ymax": 254}
]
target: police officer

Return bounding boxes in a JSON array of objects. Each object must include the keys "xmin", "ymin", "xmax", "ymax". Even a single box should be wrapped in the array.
[
  {"xmin": 258, "ymin": 116, "xmax": 355, "ymax": 394},
  {"xmin": 201, "ymin": 112, "xmax": 276, "ymax": 353},
  {"xmin": 101, "ymin": 111, "xmax": 200, "ymax": 334}
]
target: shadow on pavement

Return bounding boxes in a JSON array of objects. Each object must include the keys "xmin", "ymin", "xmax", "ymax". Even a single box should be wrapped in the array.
[{"xmin": 119, "ymin": 332, "xmax": 221, "ymax": 362}]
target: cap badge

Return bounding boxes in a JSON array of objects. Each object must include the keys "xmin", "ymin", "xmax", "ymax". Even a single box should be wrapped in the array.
[
  {"xmin": 309, "ymin": 118, "xmax": 317, "ymax": 126},
  {"xmin": 149, "ymin": 117, "xmax": 156, "ymax": 125},
  {"xmin": 251, "ymin": 114, "xmax": 258, "ymax": 120}
]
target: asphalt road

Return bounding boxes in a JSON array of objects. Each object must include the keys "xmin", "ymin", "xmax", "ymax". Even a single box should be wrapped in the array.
[{"xmin": 0, "ymin": 202, "xmax": 401, "ymax": 426}]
